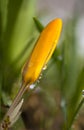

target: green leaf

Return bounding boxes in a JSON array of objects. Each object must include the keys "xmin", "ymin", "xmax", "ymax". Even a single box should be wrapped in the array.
[
  {"xmin": 68, "ymin": 97, "xmax": 84, "ymax": 130},
  {"xmin": 11, "ymin": 37, "xmax": 35, "ymax": 69},
  {"xmin": 33, "ymin": 17, "xmax": 44, "ymax": 32},
  {"xmin": 0, "ymin": 0, "xmax": 8, "ymax": 34},
  {"xmin": 4, "ymin": 0, "xmax": 36, "ymax": 62},
  {"xmin": 61, "ymin": 18, "xmax": 84, "ymax": 130}
]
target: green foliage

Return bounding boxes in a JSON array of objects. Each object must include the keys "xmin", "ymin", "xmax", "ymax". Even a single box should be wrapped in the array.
[{"xmin": 33, "ymin": 17, "xmax": 44, "ymax": 32}]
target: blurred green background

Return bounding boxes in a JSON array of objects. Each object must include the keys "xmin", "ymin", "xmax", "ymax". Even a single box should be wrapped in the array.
[{"xmin": 0, "ymin": 0, "xmax": 84, "ymax": 130}]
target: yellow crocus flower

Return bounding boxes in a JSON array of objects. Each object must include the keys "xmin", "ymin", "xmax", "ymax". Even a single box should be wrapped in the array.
[
  {"xmin": 22, "ymin": 18, "xmax": 62, "ymax": 85},
  {"xmin": 1, "ymin": 18, "xmax": 62, "ymax": 130}
]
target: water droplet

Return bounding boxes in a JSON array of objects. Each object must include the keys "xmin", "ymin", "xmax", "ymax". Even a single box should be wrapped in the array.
[
  {"xmin": 39, "ymin": 73, "xmax": 42, "ymax": 79},
  {"xmin": 30, "ymin": 84, "xmax": 35, "ymax": 89},
  {"xmin": 61, "ymin": 99, "xmax": 66, "ymax": 107},
  {"xmin": 82, "ymin": 90, "xmax": 84, "ymax": 97},
  {"xmin": 43, "ymin": 65, "xmax": 47, "ymax": 70},
  {"xmin": 39, "ymin": 76, "xmax": 42, "ymax": 79}
]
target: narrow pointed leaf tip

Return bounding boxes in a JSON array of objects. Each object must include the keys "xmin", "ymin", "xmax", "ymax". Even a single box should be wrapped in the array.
[{"xmin": 22, "ymin": 18, "xmax": 62, "ymax": 85}]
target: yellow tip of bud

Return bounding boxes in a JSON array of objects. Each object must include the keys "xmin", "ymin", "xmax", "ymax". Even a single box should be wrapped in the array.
[{"xmin": 22, "ymin": 18, "xmax": 62, "ymax": 85}]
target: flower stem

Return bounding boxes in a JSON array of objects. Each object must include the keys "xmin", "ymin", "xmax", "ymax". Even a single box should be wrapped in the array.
[{"xmin": 0, "ymin": 83, "xmax": 29, "ymax": 130}]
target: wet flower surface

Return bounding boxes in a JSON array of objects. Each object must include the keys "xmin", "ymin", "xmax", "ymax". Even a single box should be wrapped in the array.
[{"xmin": 22, "ymin": 18, "xmax": 62, "ymax": 85}]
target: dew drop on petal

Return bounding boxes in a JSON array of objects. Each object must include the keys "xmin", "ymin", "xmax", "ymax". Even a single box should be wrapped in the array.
[
  {"xmin": 39, "ymin": 76, "xmax": 42, "ymax": 79},
  {"xmin": 43, "ymin": 65, "xmax": 47, "ymax": 70}
]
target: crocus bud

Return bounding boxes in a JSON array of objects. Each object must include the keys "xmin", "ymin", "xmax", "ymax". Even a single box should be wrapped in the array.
[
  {"xmin": 0, "ymin": 19, "xmax": 62, "ymax": 129},
  {"xmin": 22, "ymin": 18, "xmax": 62, "ymax": 85}
]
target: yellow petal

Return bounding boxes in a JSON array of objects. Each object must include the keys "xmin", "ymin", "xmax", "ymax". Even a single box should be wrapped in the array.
[{"xmin": 22, "ymin": 18, "xmax": 62, "ymax": 85}]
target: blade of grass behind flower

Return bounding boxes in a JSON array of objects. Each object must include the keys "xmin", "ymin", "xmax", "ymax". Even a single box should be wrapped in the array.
[
  {"xmin": 60, "ymin": 19, "xmax": 78, "ymax": 127},
  {"xmin": 61, "ymin": 18, "xmax": 84, "ymax": 129},
  {"xmin": 0, "ymin": 0, "xmax": 8, "ymax": 34},
  {"xmin": 61, "ymin": 19, "xmax": 79, "ymax": 99},
  {"xmin": 4, "ymin": 0, "xmax": 36, "ymax": 63},
  {"xmin": 1, "ymin": 0, "xmax": 23, "ymax": 65},
  {"xmin": 33, "ymin": 17, "xmax": 44, "ymax": 32},
  {"xmin": 10, "ymin": 37, "xmax": 35, "ymax": 69},
  {"xmin": 67, "ymin": 68, "xmax": 84, "ymax": 129}
]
